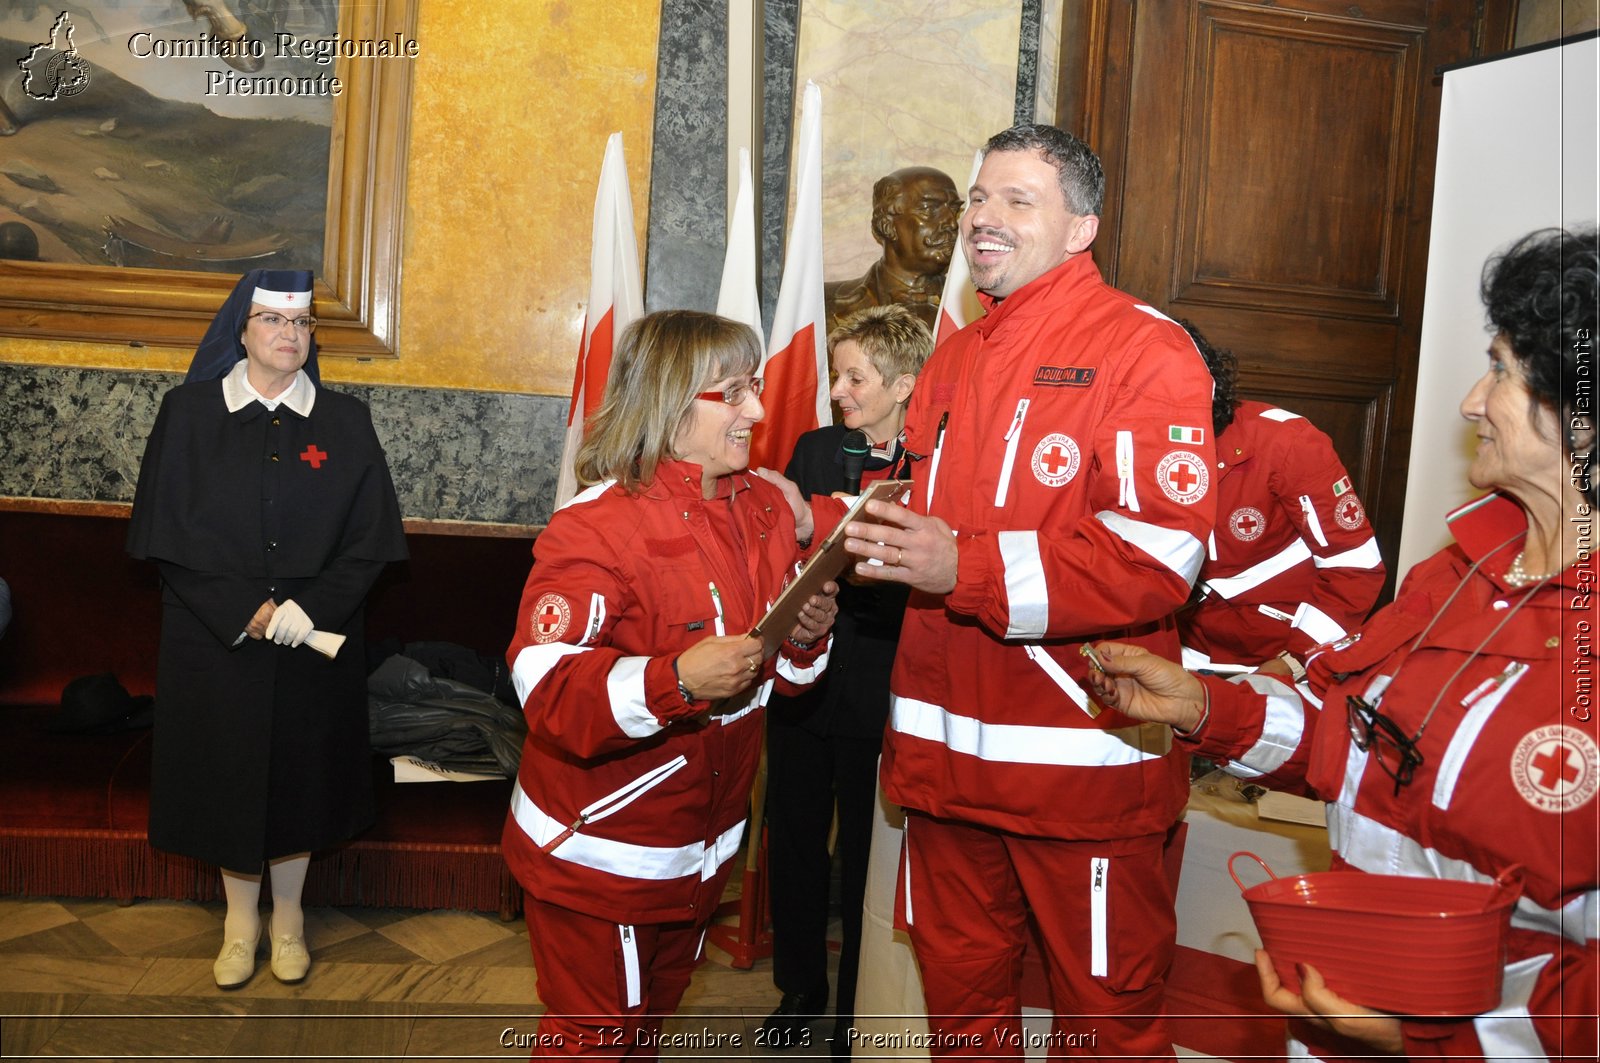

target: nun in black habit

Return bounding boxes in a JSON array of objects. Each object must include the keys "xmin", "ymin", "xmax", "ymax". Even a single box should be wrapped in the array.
[{"xmin": 127, "ymin": 269, "xmax": 407, "ymax": 989}]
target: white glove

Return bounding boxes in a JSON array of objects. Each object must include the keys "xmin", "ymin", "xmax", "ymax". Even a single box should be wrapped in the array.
[{"xmin": 265, "ymin": 599, "xmax": 314, "ymax": 648}]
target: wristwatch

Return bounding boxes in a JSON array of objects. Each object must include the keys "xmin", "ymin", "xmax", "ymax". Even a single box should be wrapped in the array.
[
  {"xmin": 671, "ymin": 657, "xmax": 696, "ymax": 705},
  {"xmin": 1275, "ymin": 650, "xmax": 1307, "ymax": 683}
]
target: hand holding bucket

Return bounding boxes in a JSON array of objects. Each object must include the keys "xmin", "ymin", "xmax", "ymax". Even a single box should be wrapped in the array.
[{"xmin": 1230, "ymin": 850, "xmax": 1522, "ymax": 1017}]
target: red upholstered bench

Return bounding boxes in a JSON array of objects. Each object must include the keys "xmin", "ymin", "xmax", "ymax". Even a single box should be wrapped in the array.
[{"xmin": 0, "ymin": 502, "xmax": 535, "ymax": 919}]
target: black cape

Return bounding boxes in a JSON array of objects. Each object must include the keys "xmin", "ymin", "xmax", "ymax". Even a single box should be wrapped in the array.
[{"xmin": 127, "ymin": 379, "xmax": 407, "ymax": 870}]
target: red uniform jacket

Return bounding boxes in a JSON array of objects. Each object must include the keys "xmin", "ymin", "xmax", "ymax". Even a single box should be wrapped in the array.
[
  {"xmin": 880, "ymin": 252, "xmax": 1218, "ymax": 841},
  {"xmin": 1179, "ymin": 400, "xmax": 1385, "ymax": 669},
  {"xmin": 1191, "ymin": 493, "xmax": 1597, "ymax": 1059},
  {"xmin": 502, "ymin": 462, "xmax": 826, "ymax": 925}
]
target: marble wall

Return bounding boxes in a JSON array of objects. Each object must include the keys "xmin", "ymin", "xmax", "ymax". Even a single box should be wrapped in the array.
[
  {"xmin": 1, "ymin": 363, "xmax": 566, "ymax": 526},
  {"xmin": 3, "ymin": 0, "xmax": 1054, "ymax": 524},
  {"xmin": 794, "ymin": 0, "xmax": 1038, "ymax": 280}
]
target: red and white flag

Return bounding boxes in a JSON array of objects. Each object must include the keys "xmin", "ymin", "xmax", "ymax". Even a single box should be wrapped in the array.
[
  {"xmin": 716, "ymin": 146, "xmax": 765, "ymax": 345},
  {"xmin": 750, "ymin": 80, "xmax": 828, "ymax": 474},
  {"xmin": 556, "ymin": 133, "xmax": 644, "ymax": 508},
  {"xmin": 933, "ymin": 149, "xmax": 984, "ymax": 349}
]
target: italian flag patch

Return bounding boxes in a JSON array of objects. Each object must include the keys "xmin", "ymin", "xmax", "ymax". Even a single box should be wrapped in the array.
[
  {"xmin": 1333, "ymin": 476, "xmax": 1353, "ymax": 496},
  {"xmin": 1168, "ymin": 425, "xmax": 1205, "ymax": 445}
]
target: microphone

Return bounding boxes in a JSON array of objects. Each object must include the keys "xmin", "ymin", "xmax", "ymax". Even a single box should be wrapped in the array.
[{"xmin": 841, "ymin": 430, "xmax": 870, "ymax": 495}]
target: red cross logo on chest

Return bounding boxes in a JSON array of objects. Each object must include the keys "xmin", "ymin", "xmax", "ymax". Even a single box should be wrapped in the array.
[
  {"xmin": 1236, "ymin": 512, "xmax": 1259, "ymax": 536},
  {"xmin": 1040, "ymin": 444, "xmax": 1072, "ymax": 475},
  {"xmin": 1532, "ymin": 744, "xmax": 1581, "ymax": 790},
  {"xmin": 299, "ymin": 444, "xmax": 328, "ymax": 469},
  {"xmin": 1167, "ymin": 461, "xmax": 1199, "ymax": 493}
]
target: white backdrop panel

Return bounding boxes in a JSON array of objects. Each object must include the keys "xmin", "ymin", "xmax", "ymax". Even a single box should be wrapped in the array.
[{"xmin": 1398, "ymin": 37, "xmax": 1598, "ymax": 579}]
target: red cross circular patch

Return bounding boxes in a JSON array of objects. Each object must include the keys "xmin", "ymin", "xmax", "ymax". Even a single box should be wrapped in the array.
[
  {"xmin": 531, "ymin": 592, "xmax": 572, "ymax": 644},
  {"xmin": 1156, "ymin": 450, "xmax": 1209, "ymax": 505},
  {"xmin": 1510, "ymin": 724, "xmax": 1599, "ymax": 812},
  {"xmin": 1031, "ymin": 433, "xmax": 1081, "ymax": 488},
  {"xmin": 1335, "ymin": 495, "xmax": 1367, "ymax": 531},
  {"xmin": 1229, "ymin": 506, "xmax": 1266, "ymax": 542}
]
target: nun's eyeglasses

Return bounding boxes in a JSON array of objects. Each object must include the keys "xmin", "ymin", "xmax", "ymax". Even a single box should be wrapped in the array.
[
  {"xmin": 247, "ymin": 311, "xmax": 318, "ymax": 334},
  {"xmin": 696, "ymin": 377, "xmax": 764, "ymax": 405}
]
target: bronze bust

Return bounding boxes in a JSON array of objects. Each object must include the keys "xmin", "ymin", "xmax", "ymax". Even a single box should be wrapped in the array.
[{"xmin": 825, "ymin": 166, "xmax": 962, "ymax": 332}]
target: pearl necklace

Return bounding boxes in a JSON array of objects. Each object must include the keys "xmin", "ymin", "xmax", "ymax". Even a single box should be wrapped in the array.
[{"xmin": 1504, "ymin": 549, "xmax": 1559, "ymax": 588}]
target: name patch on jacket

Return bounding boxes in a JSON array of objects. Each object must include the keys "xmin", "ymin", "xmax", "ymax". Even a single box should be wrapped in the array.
[{"xmin": 1033, "ymin": 365, "xmax": 1095, "ymax": 388}]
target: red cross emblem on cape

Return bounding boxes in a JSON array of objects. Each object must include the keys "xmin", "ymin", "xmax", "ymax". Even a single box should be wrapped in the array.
[{"xmin": 299, "ymin": 444, "xmax": 328, "ymax": 469}]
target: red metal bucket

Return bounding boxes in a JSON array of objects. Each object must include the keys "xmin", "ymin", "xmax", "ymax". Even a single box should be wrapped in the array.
[{"xmin": 1230, "ymin": 851, "xmax": 1521, "ymax": 1016}]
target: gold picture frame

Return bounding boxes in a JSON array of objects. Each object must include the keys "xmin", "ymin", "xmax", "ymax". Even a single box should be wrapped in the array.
[{"xmin": 0, "ymin": 0, "xmax": 416, "ymax": 359}]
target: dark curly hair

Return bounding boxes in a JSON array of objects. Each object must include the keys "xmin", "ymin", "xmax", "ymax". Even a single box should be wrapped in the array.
[
  {"xmin": 1481, "ymin": 227, "xmax": 1599, "ymax": 501},
  {"xmin": 1176, "ymin": 319, "xmax": 1240, "ymax": 437}
]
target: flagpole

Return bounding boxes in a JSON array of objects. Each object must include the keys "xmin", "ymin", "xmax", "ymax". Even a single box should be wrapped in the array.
[{"xmin": 555, "ymin": 134, "xmax": 643, "ymax": 510}]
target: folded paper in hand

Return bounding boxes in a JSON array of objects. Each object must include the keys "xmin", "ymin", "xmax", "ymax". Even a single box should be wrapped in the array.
[{"xmin": 303, "ymin": 630, "xmax": 346, "ymax": 659}]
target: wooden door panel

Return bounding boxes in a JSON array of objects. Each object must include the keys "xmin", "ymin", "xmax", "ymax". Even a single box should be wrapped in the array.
[
  {"xmin": 1069, "ymin": 0, "xmax": 1498, "ymax": 600},
  {"xmin": 1179, "ymin": 5, "xmax": 1423, "ymax": 317},
  {"xmin": 1238, "ymin": 370, "xmax": 1393, "ymax": 504}
]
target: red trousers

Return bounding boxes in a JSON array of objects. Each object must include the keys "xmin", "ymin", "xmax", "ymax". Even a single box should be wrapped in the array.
[
  {"xmin": 522, "ymin": 892, "xmax": 707, "ymax": 1059},
  {"xmin": 897, "ymin": 812, "xmax": 1178, "ymax": 1059}
]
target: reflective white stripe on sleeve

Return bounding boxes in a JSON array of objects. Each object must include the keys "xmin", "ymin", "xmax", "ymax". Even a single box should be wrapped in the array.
[
  {"xmin": 1202, "ymin": 538, "xmax": 1312, "ymax": 598},
  {"xmin": 891, "ymin": 695, "xmax": 1170, "ymax": 765},
  {"xmin": 1329, "ymin": 803, "xmax": 1596, "ymax": 946},
  {"xmin": 512, "ymin": 642, "xmax": 588, "ymax": 707},
  {"xmin": 1298, "ymin": 495, "xmax": 1329, "ymax": 548},
  {"xmin": 604, "ymin": 655, "xmax": 663, "ymax": 737},
  {"xmin": 1313, "ymin": 537, "xmax": 1383, "ymax": 570},
  {"xmin": 1180, "ymin": 644, "xmax": 1253, "ymax": 674},
  {"xmin": 999, "ymin": 530, "xmax": 1049, "ymax": 639},
  {"xmin": 1473, "ymin": 954, "xmax": 1552, "ymax": 1062},
  {"xmin": 1290, "ymin": 602, "xmax": 1348, "ymax": 645},
  {"xmin": 510, "ymin": 782, "xmax": 744, "ymax": 882},
  {"xmin": 1093, "ymin": 510, "xmax": 1205, "ymax": 585},
  {"xmin": 777, "ymin": 641, "xmax": 830, "ymax": 686},
  {"xmin": 716, "ymin": 679, "xmax": 770, "ymax": 726},
  {"xmin": 1219, "ymin": 673, "xmax": 1304, "ymax": 779},
  {"xmin": 1206, "ymin": 528, "xmax": 1217, "ymax": 562},
  {"xmin": 1259, "ymin": 408, "xmax": 1302, "ymax": 423}
]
